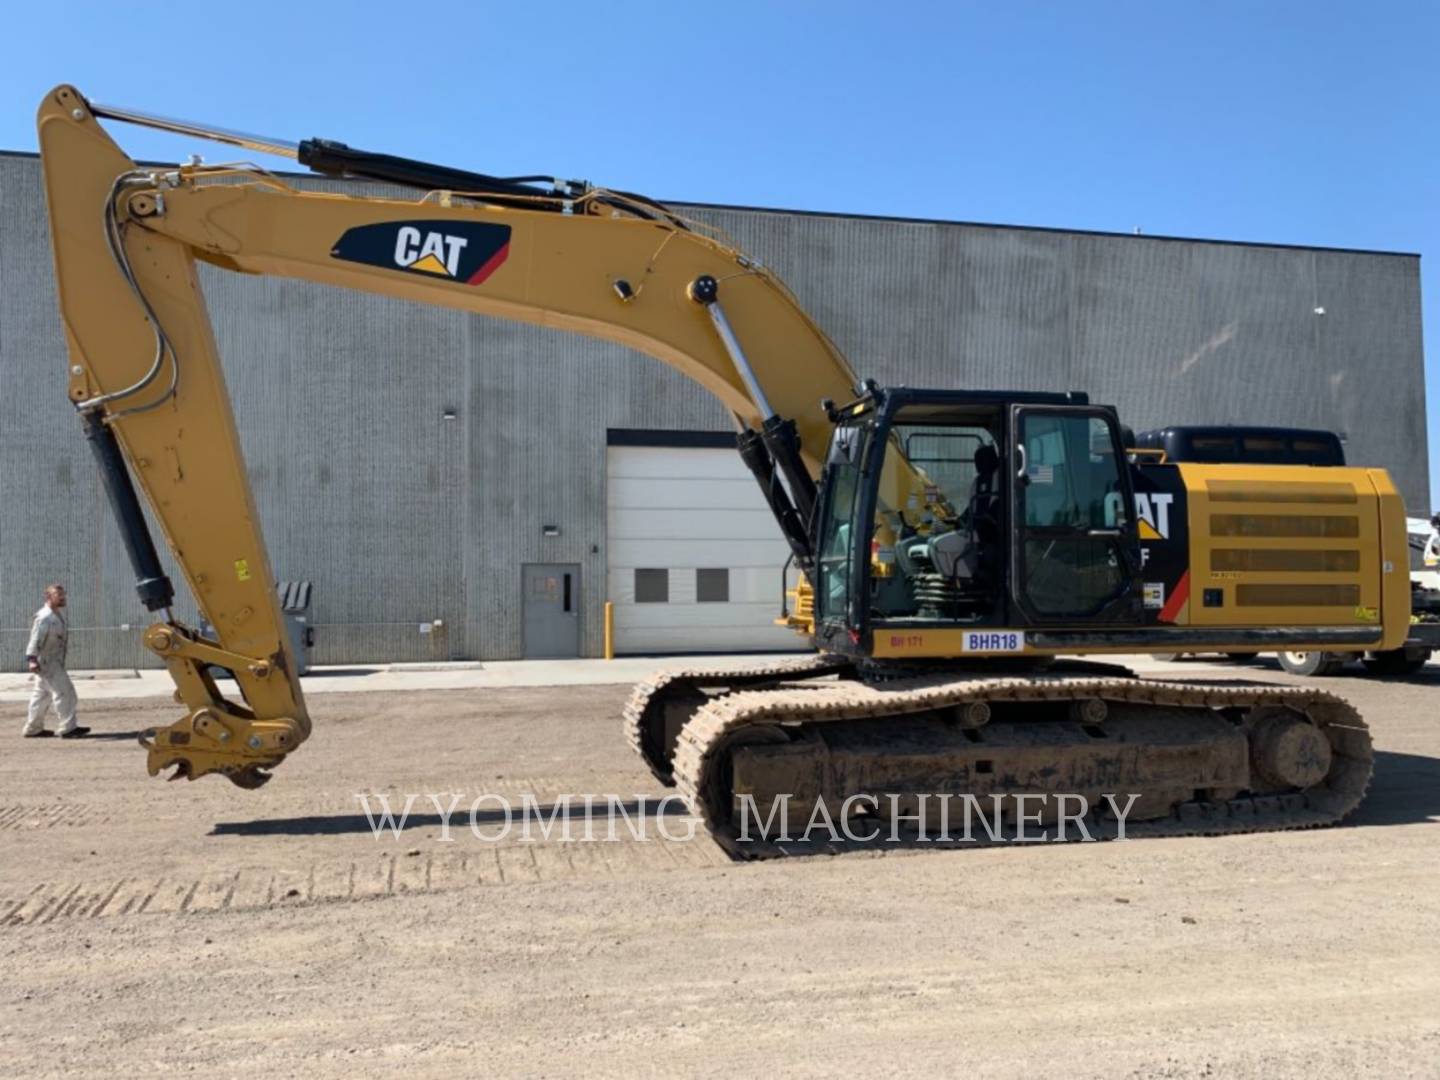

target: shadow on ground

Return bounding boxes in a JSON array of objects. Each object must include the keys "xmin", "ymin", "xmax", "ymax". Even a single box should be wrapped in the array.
[
  {"xmin": 1346, "ymin": 750, "xmax": 1440, "ymax": 827},
  {"xmin": 211, "ymin": 797, "xmax": 688, "ymax": 836}
]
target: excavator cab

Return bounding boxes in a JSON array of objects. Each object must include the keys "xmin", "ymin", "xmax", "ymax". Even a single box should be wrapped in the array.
[{"xmin": 812, "ymin": 386, "xmax": 1144, "ymax": 658}]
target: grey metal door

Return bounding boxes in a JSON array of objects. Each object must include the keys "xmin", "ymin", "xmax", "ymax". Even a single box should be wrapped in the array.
[{"xmin": 522, "ymin": 563, "xmax": 581, "ymax": 658}]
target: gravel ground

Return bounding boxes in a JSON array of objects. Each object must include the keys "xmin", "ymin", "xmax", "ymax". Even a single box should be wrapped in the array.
[{"xmin": 1, "ymin": 658, "xmax": 1437, "ymax": 1077}]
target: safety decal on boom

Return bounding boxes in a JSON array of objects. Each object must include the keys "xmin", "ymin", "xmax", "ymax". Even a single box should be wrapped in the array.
[{"xmin": 330, "ymin": 220, "xmax": 512, "ymax": 285}]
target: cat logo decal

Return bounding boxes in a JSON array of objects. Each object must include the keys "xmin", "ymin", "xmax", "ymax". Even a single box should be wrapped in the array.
[{"xmin": 331, "ymin": 220, "xmax": 511, "ymax": 285}]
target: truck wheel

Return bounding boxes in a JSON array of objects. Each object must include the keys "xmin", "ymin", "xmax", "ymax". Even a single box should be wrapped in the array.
[
  {"xmin": 1361, "ymin": 649, "xmax": 1431, "ymax": 676},
  {"xmin": 1277, "ymin": 650, "xmax": 1346, "ymax": 677}
]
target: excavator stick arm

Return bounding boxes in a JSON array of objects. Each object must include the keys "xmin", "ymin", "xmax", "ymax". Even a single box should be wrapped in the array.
[{"xmin": 38, "ymin": 86, "xmax": 307, "ymax": 785}]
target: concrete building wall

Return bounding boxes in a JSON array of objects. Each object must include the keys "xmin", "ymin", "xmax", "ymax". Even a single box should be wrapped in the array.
[{"xmin": 0, "ymin": 152, "xmax": 1426, "ymax": 666}]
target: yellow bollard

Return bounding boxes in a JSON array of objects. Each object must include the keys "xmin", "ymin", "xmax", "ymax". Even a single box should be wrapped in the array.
[{"xmin": 603, "ymin": 601, "xmax": 615, "ymax": 660}]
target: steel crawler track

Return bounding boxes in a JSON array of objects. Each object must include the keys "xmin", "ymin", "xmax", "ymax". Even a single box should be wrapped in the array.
[
  {"xmin": 622, "ymin": 654, "xmax": 855, "ymax": 783},
  {"xmin": 667, "ymin": 674, "xmax": 1373, "ymax": 859}
]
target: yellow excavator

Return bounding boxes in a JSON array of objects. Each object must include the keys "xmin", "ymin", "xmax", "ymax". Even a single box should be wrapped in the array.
[{"xmin": 37, "ymin": 84, "xmax": 1397, "ymax": 854}]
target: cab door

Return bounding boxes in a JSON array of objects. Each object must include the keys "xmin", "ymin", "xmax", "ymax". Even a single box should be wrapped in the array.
[{"xmin": 1009, "ymin": 406, "xmax": 1143, "ymax": 624}]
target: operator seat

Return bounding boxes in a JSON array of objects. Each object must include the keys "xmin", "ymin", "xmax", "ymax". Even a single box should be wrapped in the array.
[
  {"xmin": 968, "ymin": 444, "xmax": 1001, "ymax": 545},
  {"xmin": 930, "ymin": 443, "xmax": 1002, "ymax": 593}
]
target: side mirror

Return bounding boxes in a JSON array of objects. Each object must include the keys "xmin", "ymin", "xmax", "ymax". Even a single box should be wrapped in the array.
[{"xmin": 827, "ymin": 428, "xmax": 861, "ymax": 466}]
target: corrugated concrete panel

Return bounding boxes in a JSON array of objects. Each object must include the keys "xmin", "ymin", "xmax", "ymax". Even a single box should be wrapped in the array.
[
  {"xmin": 464, "ymin": 322, "xmax": 726, "ymax": 660},
  {"xmin": 0, "ymin": 152, "xmax": 136, "ymax": 669},
  {"xmin": 205, "ymin": 269, "xmax": 471, "ymax": 663},
  {"xmin": 0, "ymin": 152, "xmax": 1426, "ymax": 665}
]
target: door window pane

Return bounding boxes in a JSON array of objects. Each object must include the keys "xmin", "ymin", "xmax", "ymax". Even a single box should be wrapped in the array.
[
  {"xmin": 1019, "ymin": 413, "xmax": 1128, "ymax": 618},
  {"xmin": 635, "ymin": 569, "xmax": 669, "ymax": 603},
  {"xmin": 1022, "ymin": 537, "xmax": 1124, "ymax": 616},
  {"xmin": 696, "ymin": 568, "xmax": 729, "ymax": 603},
  {"xmin": 816, "ymin": 426, "xmax": 867, "ymax": 623},
  {"xmin": 1021, "ymin": 415, "xmax": 1125, "ymax": 529}
]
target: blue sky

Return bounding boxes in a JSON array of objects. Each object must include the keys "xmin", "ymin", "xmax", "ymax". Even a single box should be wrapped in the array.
[{"xmin": 5, "ymin": 1, "xmax": 1435, "ymax": 502}]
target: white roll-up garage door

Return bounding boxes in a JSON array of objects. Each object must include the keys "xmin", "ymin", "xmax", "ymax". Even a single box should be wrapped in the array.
[{"xmin": 606, "ymin": 443, "xmax": 803, "ymax": 654}]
